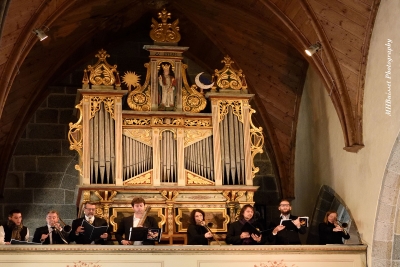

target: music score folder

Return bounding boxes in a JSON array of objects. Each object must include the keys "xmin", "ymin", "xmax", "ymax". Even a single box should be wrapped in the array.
[
  {"xmin": 128, "ymin": 227, "xmax": 162, "ymax": 242},
  {"xmin": 81, "ymin": 220, "xmax": 108, "ymax": 241}
]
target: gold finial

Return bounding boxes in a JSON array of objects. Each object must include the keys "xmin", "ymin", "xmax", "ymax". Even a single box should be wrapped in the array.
[
  {"xmin": 85, "ymin": 49, "xmax": 119, "ymax": 88},
  {"xmin": 150, "ymin": 8, "xmax": 181, "ymax": 43},
  {"xmin": 213, "ymin": 55, "xmax": 247, "ymax": 91}
]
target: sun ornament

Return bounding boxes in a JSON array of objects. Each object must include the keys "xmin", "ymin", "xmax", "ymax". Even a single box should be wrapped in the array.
[{"xmin": 122, "ymin": 71, "xmax": 141, "ymax": 91}]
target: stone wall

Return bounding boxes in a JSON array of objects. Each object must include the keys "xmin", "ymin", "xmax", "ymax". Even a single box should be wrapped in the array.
[{"xmin": 0, "ymin": 86, "xmax": 79, "ymax": 234}]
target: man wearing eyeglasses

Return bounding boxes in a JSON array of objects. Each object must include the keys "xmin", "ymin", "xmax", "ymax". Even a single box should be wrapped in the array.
[
  {"xmin": 69, "ymin": 202, "xmax": 111, "ymax": 244},
  {"xmin": 267, "ymin": 199, "xmax": 306, "ymax": 245}
]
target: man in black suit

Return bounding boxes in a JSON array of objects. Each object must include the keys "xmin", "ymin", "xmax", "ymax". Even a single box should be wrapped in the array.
[
  {"xmin": 69, "ymin": 202, "xmax": 111, "ymax": 244},
  {"xmin": 115, "ymin": 197, "xmax": 158, "ymax": 245},
  {"xmin": 268, "ymin": 199, "xmax": 307, "ymax": 245},
  {"xmin": 32, "ymin": 210, "xmax": 69, "ymax": 244}
]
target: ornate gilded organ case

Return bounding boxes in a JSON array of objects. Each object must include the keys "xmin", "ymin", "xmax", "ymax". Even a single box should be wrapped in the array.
[{"xmin": 68, "ymin": 9, "xmax": 264, "ymax": 244}]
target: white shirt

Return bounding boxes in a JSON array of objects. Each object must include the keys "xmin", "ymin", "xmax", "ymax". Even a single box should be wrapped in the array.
[
  {"xmin": 85, "ymin": 216, "xmax": 94, "ymax": 224},
  {"xmin": 132, "ymin": 216, "xmax": 143, "ymax": 246},
  {"xmin": 0, "ymin": 225, "xmax": 30, "ymax": 244},
  {"xmin": 47, "ymin": 225, "xmax": 54, "ymax": 244}
]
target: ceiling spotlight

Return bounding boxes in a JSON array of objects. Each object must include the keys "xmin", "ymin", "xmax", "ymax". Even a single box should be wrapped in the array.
[
  {"xmin": 305, "ymin": 42, "xmax": 322, "ymax": 56},
  {"xmin": 32, "ymin": 26, "xmax": 49, "ymax": 41}
]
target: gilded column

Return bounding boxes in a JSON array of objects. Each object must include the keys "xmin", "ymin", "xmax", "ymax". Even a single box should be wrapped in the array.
[
  {"xmin": 82, "ymin": 95, "xmax": 91, "ymax": 185},
  {"xmin": 114, "ymin": 95, "xmax": 123, "ymax": 185},
  {"xmin": 153, "ymin": 128, "xmax": 161, "ymax": 186},
  {"xmin": 176, "ymin": 128, "xmax": 185, "ymax": 186},
  {"xmin": 242, "ymin": 99, "xmax": 253, "ymax": 185},
  {"xmin": 211, "ymin": 98, "xmax": 222, "ymax": 186}
]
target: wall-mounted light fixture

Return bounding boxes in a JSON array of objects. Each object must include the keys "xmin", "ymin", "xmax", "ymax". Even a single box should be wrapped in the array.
[
  {"xmin": 32, "ymin": 26, "xmax": 49, "ymax": 41},
  {"xmin": 305, "ymin": 42, "xmax": 322, "ymax": 56}
]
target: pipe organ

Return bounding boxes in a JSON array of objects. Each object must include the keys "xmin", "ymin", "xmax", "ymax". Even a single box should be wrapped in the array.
[{"xmin": 68, "ymin": 8, "xmax": 264, "ymax": 244}]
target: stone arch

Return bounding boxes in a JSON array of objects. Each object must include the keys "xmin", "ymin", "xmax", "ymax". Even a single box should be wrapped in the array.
[{"xmin": 372, "ymin": 138, "xmax": 400, "ymax": 265}]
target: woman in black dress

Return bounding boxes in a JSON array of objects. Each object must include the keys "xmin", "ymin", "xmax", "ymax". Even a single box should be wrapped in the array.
[
  {"xmin": 319, "ymin": 210, "xmax": 350, "ymax": 244},
  {"xmin": 226, "ymin": 204, "xmax": 264, "ymax": 245},
  {"xmin": 187, "ymin": 209, "xmax": 212, "ymax": 245}
]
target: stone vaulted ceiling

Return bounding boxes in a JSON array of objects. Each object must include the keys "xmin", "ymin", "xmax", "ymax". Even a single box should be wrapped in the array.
[{"xmin": 0, "ymin": 0, "xmax": 380, "ymax": 198}]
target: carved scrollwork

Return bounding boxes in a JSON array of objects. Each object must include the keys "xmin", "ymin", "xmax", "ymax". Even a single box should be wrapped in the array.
[
  {"xmin": 186, "ymin": 171, "xmax": 214, "ymax": 185},
  {"xmin": 222, "ymin": 190, "xmax": 246, "ymax": 202},
  {"xmin": 249, "ymin": 108, "xmax": 264, "ymax": 178},
  {"xmin": 123, "ymin": 129, "xmax": 152, "ymax": 146},
  {"xmin": 219, "ymin": 100, "xmax": 243, "ymax": 122},
  {"xmin": 181, "ymin": 64, "xmax": 207, "ymax": 113},
  {"xmin": 153, "ymin": 117, "xmax": 182, "ymax": 126},
  {"xmin": 127, "ymin": 86, "xmax": 151, "ymax": 111},
  {"xmin": 212, "ymin": 55, "xmax": 248, "ymax": 92},
  {"xmin": 68, "ymin": 101, "xmax": 83, "ymax": 178},
  {"xmin": 149, "ymin": 8, "xmax": 181, "ymax": 43},
  {"xmin": 126, "ymin": 63, "xmax": 151, "ymax": 111},
  {"xmin": 184, "ymin": 129, "xmax": 212, "ymax": 147},
  {"xmin": 90, "ymin": 96, "xmax": 115, "ymax": 119},
  {"xmin": 123, "ymin": 118, "xmax": 151, "ymax": 126},
  {"xmin": 123, "ymin": 171, "xmax": 152, "ymax": 185},
  {"xmin": 85, "ymin": 49, "xmax": 120, "ymax": 88},
  {"xmin": 161, "ymin": 190, "xmax": 179, "ymax": 200},
  {"xmin": 183, "ymin": 119, "xmax": 212, "ymax": 127}
]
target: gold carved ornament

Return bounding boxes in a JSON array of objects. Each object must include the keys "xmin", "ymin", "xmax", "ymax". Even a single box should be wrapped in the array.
[
  {"xmin": 150, "ymin": 8, "xmax": 181, "ymax": 43},
  {"xmin": 222, "ymin": 190, "xmax": 245, "ymax": 202},
  {"xmin": 126, "ymin": 63, "xmax": 151, "ymax": 111},
  {"xmin": 186, "ymin": 170, "xmax": 215, "ymax": 185},
  {"xmin": 212, "ymin": 55, "xmax": 248, "ymax": 92},
  {"xmin": 181, "ymin": 64, "xmax": 207, "ymax": 113},
  {"xmin": 123, "ymin": 170, "xmax": 152, "ymax": 185},
  {"xmin": 68, "ymin": 101, "xmax": 83, "ymax": 177},
  {"xmin": 89, "ymin": 96, "xmax": 116, "ymax": 119},
  {"xmin": 161, "ymin": 190, "xmax": 179, "ymax": 201},
  {"xmin": 184, "ymin": 129, "xmax": 212, "ymax": 147},
  {"xmin": 84, "ymin": 49, "xmax": 121, "ymax": 87},
  {"xmin": 219, "ymin": 100, "xmax": 243, "ymax": 122},
  {"xmin": 123, "ymin": 118, "xmax": 151, "ymax": 126},
  {"xmin": 183, "ymin": 118, "xmax": 212, "ymax": 127},
  {"xmin": 249, "ymin": 108, "xmax": 264, "ymax": 178},
  {"xmin": 123, "ymin": 129, "xmax": 152, "ymax": 147},
  {"xmin": 152, "ymin": 117, "xmax": 182, "ymax": 126}
]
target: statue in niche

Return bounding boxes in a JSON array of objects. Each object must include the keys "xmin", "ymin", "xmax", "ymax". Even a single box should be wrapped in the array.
[{"xmin": 158, "ymin": 63, "xmax": 176, "ymax": 110}]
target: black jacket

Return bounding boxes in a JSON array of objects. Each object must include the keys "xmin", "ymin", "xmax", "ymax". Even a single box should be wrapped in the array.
[
  {"xmin": 226, "ymin": 220, "xmax": 265, "ymax": 245},
  {"xmin": 69, "ymin": 217, "xmax": 111, "ymax": 244},
  {"xmin": 1, "ymin": 223, "xmax": 28, "ymax": 242},
  {"xmin": 319, "ymin": 222, "xmax": 350, "ymax": 244},
  {"xmin": 187, "ymin": 224, "xmax": 209, "ymax": 245},
  {"xmin": 268, "ymin": 215, "xmax": 306, "ymax": 245},
  {"xmin": 115, "ymin": 215, "xmax": 158, "ymax": 245},
  {"xmin": 32, "ymin": 225, "xmax": 69, "ymax": 244}
]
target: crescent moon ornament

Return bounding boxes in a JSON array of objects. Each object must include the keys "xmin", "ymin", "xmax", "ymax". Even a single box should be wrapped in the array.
[{"xmin": 195, "ymin": 72, "xmax": 214, "ymax": 89}]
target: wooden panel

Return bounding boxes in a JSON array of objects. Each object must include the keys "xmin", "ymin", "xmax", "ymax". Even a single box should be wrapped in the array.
[
  {"xmin": 257, "ymin": 89, "xmax": 297, "ymax": 120},
  {"xmin": 283, "ymin": 0, "xmax": 303, "ymax": 21},
  {"xmin": 265, "ymin": 103, "xmax": 296, "ymax": 129},
  {"xmin": 309, "ymin": 0, "xmax": 369, "ymax": 27},
  {"xmin": 341, "ymin": 64, "xmax": 360, "ymax": 89},
  {"xmin": 334, "ymin": 48, "xmax": 361, "ymax": 75},
  {"xmin": 338, "ymin": 0, "xmax": 374, "ymax": 17},
  {"xmin": 0, "ymin": 31, "xmax": 20, "ymax": 50},
  {"xmin": 312, "ymin": 6, "xmax": 366, "ymax": 40},
  {"xmin": 323, "ymin": 28, "xmax": 363, "ymax": 63}
]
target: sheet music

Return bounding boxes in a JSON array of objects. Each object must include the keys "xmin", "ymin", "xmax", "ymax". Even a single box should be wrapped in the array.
[{"xmin": 81, "ymin": 220, "xmax": 108, "ymax": 240}]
